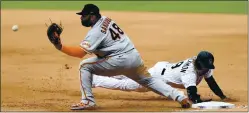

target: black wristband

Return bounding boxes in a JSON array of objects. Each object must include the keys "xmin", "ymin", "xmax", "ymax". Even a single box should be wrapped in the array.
[{"xmin": 187, "ymin": 86, "xmax": 202, "ymax": 103}]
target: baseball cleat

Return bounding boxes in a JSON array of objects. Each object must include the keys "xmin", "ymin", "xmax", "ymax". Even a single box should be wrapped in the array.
[
  {"xmin": 71, "ymin": 102, "xmax": 96, "ymax": 110},
  {"xmin": 179, "ymin": 98, "xmax": 191, "ymax": 108}
]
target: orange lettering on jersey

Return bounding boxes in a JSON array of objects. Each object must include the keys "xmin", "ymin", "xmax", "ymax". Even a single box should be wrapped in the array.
[{"xmin": 101, "ymin": 17, "xmax": 112, "ymax": 34}]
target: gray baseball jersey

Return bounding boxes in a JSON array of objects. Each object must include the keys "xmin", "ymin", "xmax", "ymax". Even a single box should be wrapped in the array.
[{"xmin": 80, "ymin": 16, "xmax": 135, "ymax": 58}]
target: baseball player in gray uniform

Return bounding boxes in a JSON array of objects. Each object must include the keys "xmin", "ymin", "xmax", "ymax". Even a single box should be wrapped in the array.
[
  {"xmin": 46, "ymin": 4, "xmax": 191, "ymax": 110},
  {"xmin": 92, "ymin": 51, "xmax": 230, "ymax": 104}
]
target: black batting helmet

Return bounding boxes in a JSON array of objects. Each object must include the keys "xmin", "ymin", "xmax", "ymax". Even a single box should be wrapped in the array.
[{"xmin": 196, "ymin": 51, "xmax": 215, "ymax": 69}]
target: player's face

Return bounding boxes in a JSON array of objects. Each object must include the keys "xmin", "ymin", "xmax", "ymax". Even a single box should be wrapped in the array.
[
  {"xmin": 197, "ymin": 68, "xmax": 209, "ymax": 75},
  {"xmin": 81, "ymin": 14, "xmax": 92, "ymax": 27},
  {"xmin": 195, "ymin": 60, "xmax": 210, "ymax": 75}
]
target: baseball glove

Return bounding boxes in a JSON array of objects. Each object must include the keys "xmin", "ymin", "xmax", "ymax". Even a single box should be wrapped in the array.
[{"xmin": 46, "ymin": 19, "xmax": 64, "ymax": 50}]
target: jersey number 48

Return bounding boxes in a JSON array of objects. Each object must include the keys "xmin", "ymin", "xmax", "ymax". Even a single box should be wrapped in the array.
[{"xmin": 109, "ymin": 23, "xmax": 124, "ymax": 40}]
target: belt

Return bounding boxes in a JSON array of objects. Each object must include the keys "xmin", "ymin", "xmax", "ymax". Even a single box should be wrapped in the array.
[
  {"xmin": 109, "ymin": 48, "xmax": 135, "ymax": 57},
  {"xmin": 97, "ymin": 48, "xmax": 135, "ymax": 59}
]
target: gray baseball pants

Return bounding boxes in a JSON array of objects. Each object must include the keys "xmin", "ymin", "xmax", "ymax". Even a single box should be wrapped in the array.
[{"xmin": 79, "ymin": 49, "xmax": 185, "ymax": 105}]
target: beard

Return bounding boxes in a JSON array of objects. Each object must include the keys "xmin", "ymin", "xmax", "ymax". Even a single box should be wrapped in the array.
[{"xmin": 81, "ymin": 18, "xmax": 92, "ymax": 27}]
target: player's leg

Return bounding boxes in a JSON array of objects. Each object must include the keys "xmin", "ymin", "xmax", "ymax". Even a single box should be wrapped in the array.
[
  {"xmin": 72, "ymin": 57, "xmax": 125, "ymax": 110},
  {"xmin": 136, "ymin": 70, "xmax": 190, "ymax": 108},
  {"xmin": 148, "ymin": 61, "xmax": 171, "ymax": 78},
  {"xmin": 71, "ymin": 57, "xmax": 99, "ymax": 110},
  {"xmin": 73, "ymin": 50, "xmax": 190, "ymax": 110},
  {"xmin": 123, "ymin": 51, "xmax": 190, "ymax": 108},
  {"xmin": 127, "ymin": 65, "xmax": 186, "ymax": 101},
  {"xmin": 92, "ymin": 75, "xmax": 148, "ymax": 92},
  {"xmin": 72, "ymin": 56, "xmax": 144, "ymax": 110}
]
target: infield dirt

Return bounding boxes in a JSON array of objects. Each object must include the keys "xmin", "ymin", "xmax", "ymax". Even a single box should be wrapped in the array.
[{"xmin": 1, "ymin": 10, "xmax": 247, "ymax": 111}]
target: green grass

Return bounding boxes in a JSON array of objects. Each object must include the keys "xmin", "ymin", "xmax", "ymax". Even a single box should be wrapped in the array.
[{"xmin": 1, "ymin": 1, "xmax": 248, "ymax": 14}]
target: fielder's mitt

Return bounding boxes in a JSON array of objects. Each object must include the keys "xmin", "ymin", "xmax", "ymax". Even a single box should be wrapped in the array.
[{"xmin": 46, "ymin": 19, "xmax": 64, "ymax": 50}]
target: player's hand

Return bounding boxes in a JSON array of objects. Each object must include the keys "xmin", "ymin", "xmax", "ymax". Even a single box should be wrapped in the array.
[
  {"xmin": 193, "ymin": 94, "xmax": 212, "ymax": 103},
  {"xmin": 221, "ymin": 96, "xmax": 236, "ymax": 102},
  {"xmin": 194, "ymin": 98, "xmax": 212, "ymax": 103},
  {"xmin": 201, "ymin": 98, "xmax": 212, "ymax": 102}
]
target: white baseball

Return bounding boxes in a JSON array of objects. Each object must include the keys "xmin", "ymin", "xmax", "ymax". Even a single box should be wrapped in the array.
[{"xmin": 12, "ymin": 25, "xmax": 19, "ymax": 31}]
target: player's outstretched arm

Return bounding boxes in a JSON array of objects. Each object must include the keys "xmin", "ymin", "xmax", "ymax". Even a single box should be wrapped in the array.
[
  {"xmin": 60, "ymin": 46, "xmax": 87, "ymax": 58},
  {"xmin": 46, "ymin": 22, "xmax": 87, "ymax": 58},
  {"xmin": 204, "ymin": 76, "xmax": 227, "ymax": 100}
]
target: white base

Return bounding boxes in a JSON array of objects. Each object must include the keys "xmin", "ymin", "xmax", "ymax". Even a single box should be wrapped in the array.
[{"xmin": 192, "ymin": 101, "xmax": 235, "ymax": 109}]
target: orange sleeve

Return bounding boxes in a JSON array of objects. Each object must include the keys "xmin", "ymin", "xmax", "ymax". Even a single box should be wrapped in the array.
[{"xmin": 61, "ymin": 45, "xmax": 87, "ymax": 58}]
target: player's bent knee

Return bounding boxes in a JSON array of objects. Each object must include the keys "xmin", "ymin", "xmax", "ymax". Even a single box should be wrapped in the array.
[
  {"xmin": 79, "ymin": 62, "xmax": 94, "ymax": 73},
  {"xmin": 79, "ymin": 58, "xmax": 98, "ymax": 70}
]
